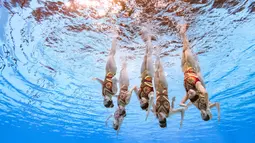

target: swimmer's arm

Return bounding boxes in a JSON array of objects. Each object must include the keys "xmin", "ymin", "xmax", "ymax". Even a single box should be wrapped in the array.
[
  {"xmin": 179, "ymin": 93, "xmax": 189, "ymax": 107},
  {"xmin": 195, "ymin": 81, "xmax": 207, "ymax": 95},
  {"xmin": 171, "ymin": 96, "xmax": 176, "ymax": 109},
  {"xmin": 151, "ymin": 102, "xmax": 157, "ymax": 117},
  {"xmin": 125, "ymin": 86, "xmax": 136, "ymax": 104},
  {"xmin": 170, "ymin": 107, "xmax": 186, "ymax": 129},
  {"xmin": 134, "ymin": 86, "xmax": 141, "ymax": 102},
  {"xmin": 105, "ymin": 114, "xmax": 113, "ymax": 127},
  {"xmin": 209, "ymin": 102, "xmax": 220, "ymax": 121},
  {"xmin": 145, "ymin": 91, "xmax": 154, "ymax": 121},
  {"xmin": 92, "ymin": 77, "xmax": 103, "ymax": 86}
]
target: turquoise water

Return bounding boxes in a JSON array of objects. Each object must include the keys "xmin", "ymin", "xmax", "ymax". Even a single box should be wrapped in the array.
[{"xmin": 0, "ymin": 0, "xmax": 255, "ymax": 143}]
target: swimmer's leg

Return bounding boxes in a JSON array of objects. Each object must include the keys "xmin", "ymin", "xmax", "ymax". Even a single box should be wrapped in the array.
[
  {"xmin": 146, "ymin": 38, "xmax": 154, "ymax": 77},
  {"xmin": 119, "ymin": 58, "xmax": 129, "ymax": 88},
  {"xmin": 140, "ymin": 29, "xmax": 154, "ymax": 77},
  {"xmin": 209, "ymin": 102, "xmax": 220, "ymax": 121},
  {"xmin": 179, "ymin": 24, "xmax": 200, "ymax": 73},
  {"xmin": 106, "ymin": 37, "xmax": 117, "ymax": 74},
  {"xmin": 155, "ymin": 47, "xmax": 168, "ymax": 88}
]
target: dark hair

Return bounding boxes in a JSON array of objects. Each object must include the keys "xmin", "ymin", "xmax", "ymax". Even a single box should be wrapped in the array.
[
  {"xmin": 202, "ymin": 114, "xmax": 210, "ymax": 121},
  {"xmin": 113, "ymin": 124, "xmax": 119, "ymax": 130},
  {"xmin": 120, "ymin": 109, "xmax": 126, "ymax": 117},
  {"xmin": 159, "ymin": 118, "xmax": 167, "ymax": 128},
  {"xmin": 104, "ymin": 100, "xmax": 114, "ymax": 108},
  {"xmin": 140, "ymin": 102, "xmax": 149, "ymax": 110}
]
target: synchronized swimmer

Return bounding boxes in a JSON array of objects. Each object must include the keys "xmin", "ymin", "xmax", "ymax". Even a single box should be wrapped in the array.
[{"xmin": 93, "ymin": 24, "xmax": 221, "ymax": 133}]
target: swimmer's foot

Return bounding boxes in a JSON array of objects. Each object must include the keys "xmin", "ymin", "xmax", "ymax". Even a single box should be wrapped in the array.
[{"xmin": 178, "ymin": 23, "xmax": 188, "ymax": 35}]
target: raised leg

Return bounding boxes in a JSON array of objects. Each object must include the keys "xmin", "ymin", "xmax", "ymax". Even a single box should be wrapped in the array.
[
  {"xmin": 105, "ymin": 38, "xmax": 117, "ymax": 74},
  {"xmin": 179, "ymin": 24, "xmax": 200, "ymax": 73},
  {"xmin": 140, "ymin": 29, "xmax": 154, "ymax": 77},
  {"xmin": 146, "ymin": 41, "xmax": 154, "ymax": 77},
  {"xmin": 119, "ymin": 59, "xmax": 129, "ymax": 88}
]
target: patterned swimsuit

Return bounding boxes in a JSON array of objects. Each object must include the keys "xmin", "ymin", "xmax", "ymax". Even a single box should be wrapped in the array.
[
  {"xmin": 102, "ymin": 72, "xmax": 115, "ymax": 97},
  {"xmin": 118, "ymin": 86, "xmax": 128, "ymax": 107},
  {"xmin": 155, "ymin": 87, "xmax": 170, "ymax": 117},
  {"xmin": 184, "ymin": 67, "xmax": 207, "ymax": 110},
  {"xmin": 138, "ymin": 74, "xmax": 154, "ymax": 107}
]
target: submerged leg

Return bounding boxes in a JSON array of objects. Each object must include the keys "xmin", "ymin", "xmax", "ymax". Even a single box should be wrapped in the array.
[
  {"xmin": 180, "ymin": 24, "xmax": 200, "ymax": 73},
  {"xmin": 140, "ymin": 30, "xmax": 154, "ymax": 77},
  {"xmin": 106, "ymin": 38, "xmax": 117, "ymax": 74},
  {"xmin": 119, "ymin": 59, "xmax": 129, "ymax": 88},
  {"xmin": 155, "ymin": 47, "xmax": 168, "ymax": 88},
  {"xmin": 146, "ymin": 39, "xmax": 154, "ymax": 77}
]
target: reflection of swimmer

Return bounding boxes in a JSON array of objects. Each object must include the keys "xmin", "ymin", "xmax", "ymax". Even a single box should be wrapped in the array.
[
  {"xmin": 134, "ymin": 27, "xmax": 155, "ymax": 119},
  {"xmin": 92, "ymin": 37, "xmax": 118, "ymax": 108},
  {"xmin": 116, "ymin": 59, "xmax": 136, "ymax": 116},
  {"xmin": 151, "ymin": 47, "xmax": 186, "ymax": 128},
  {"xmin": 179, "ymin": 24, "xmax": 220, "ymax": 121}
]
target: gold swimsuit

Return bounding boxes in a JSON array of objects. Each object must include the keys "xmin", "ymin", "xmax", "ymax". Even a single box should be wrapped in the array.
[
  {"xmin": 102, "ymin": 72, "xmax": 115, "ymax": 97},
  {"xmin": 155, "ymin": 87, "xmax": 170, "ymax": 117},
  {"xmin": 118, "ymin": 85, "xmax": 128, "ymax": 107},
  {"xmin": 138, "ymin": 74, "xmax": 154, "ymax": 102}
]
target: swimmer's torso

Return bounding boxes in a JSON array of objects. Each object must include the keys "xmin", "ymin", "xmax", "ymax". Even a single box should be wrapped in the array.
[
  {"xmin": 184, "ymin": 67, "xmax": 208, "ymax": 111},
  {"xmin": 102, "ymin": 72, "xmax": 115, "ymax": 97},
  {"xmin": 155, "ymin": 87, "xmax": 170, "ymax": 117},
  {"xmin": 118, "ymin": 85, "xmax": 129, "ymax": 107},
  {"xmin": 138, "ymin": 73, "xmax": 154, "ymax": 100}
]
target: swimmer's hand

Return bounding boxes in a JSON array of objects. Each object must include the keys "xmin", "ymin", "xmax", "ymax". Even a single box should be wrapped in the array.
[{"xmin": 179, "ymin": 103, "xmax": 188, "ymax": 108}]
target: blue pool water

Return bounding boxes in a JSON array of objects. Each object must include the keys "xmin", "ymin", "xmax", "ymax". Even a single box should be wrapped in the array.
[{"xmin": 0, "ymin": 0, "xmax": 255, "ymax": 143}]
